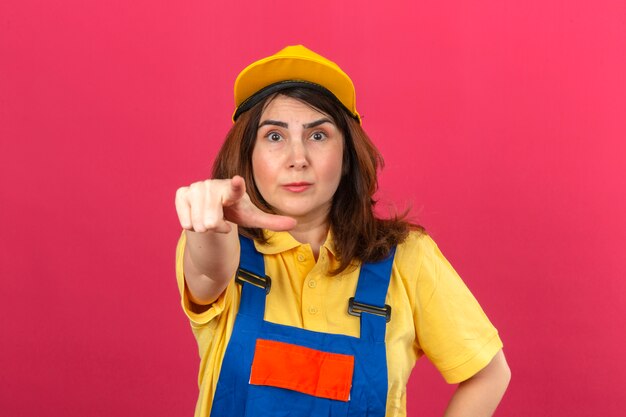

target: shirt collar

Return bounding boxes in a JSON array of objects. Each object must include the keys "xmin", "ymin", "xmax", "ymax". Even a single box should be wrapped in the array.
[{"xmin": 253, "ymin": 229, "xmax": 338, "ymax": 257}]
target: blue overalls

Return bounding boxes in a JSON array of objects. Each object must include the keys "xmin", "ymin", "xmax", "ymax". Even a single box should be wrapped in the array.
[{"xmin": 210, "ymin": 236, "xmax": 396, "ymax": 417}]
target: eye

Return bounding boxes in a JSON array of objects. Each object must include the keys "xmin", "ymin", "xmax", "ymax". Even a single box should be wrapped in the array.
[
  {"xmin": 266, "ymin": 132, "xmax": 282, "ymax": 142},
  {"xmin": 311, "ymin": 131, "xmax": 327, "ymax": 141}
]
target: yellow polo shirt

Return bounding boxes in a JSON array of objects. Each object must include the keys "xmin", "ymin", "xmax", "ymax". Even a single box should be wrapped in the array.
[{"xmin": 175, "ymin": 230, "xmax": 503, "ymax": 417}]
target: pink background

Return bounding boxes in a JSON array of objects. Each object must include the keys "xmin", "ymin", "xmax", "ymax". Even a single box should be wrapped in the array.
[{"xmin": 1, "ymin": 1, "xmax": 625, "ymax": 416}]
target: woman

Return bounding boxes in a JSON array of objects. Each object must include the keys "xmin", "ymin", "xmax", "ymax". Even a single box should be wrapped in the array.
[{"xmin": 175, "ymin": 45, "xmax": 510, "ymax": 417}]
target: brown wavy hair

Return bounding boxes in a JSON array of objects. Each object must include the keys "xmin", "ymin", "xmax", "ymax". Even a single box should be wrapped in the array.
[{"xmin": 212, "ymin": 87, "xmax": 423, "ymax": 274}]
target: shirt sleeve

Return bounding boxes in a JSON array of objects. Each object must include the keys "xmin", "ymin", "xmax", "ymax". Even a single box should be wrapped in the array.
[
  {"xmin": 415, "ymin": 235, "xmax": 503, "ymax": 383},
  {"xmin": 175, "ymin": 231, "xmax": 231, "ymax": 326}
]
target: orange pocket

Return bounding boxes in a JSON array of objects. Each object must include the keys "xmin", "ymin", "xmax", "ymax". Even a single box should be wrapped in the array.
[{"xmin": 249, "ymin": 339, "xmax": 354, "ymax": 402}]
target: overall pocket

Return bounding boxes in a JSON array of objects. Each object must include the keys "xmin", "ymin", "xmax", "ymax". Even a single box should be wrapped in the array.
[{"xmin": 243, "ymin": 339, "xmax": 353, "ymax": 417}]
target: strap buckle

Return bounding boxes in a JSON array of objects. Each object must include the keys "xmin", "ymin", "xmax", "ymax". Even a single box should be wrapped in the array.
[
  {"xmin": 235, "ymin": 268, "xmax": 272, "ymax": 294},
  {"xmin": 348, "ymin": 297, "xmax": 391, "ymax": 323}
]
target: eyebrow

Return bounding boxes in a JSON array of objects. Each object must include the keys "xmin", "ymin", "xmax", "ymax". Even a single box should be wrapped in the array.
[
  {"xmin": 258, "ymin": 118, "xmax": 333, "ymax": 129},
  {"xmin": 258, "ymin": 120, "xmax": 288, "ymax": 129},
  {"xmin": 304, "ymin": 118, "xmax": 333, "ymax": 129}
]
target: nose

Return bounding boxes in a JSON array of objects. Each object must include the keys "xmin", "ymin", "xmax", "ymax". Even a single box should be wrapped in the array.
[{"xmin": 288, "ymin": 140, "xmax": 309, "ymax": 169}]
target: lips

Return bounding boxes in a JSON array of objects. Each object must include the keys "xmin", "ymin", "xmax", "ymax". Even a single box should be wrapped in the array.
[{"xmin": 282, "ymin": 182, "xmax": 312, "ymax": 193}]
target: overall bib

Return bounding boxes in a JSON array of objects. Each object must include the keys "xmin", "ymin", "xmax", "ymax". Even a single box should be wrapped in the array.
[{"xmin": 210, "ymin": 236, "xmax": 396, "ymax": 417}]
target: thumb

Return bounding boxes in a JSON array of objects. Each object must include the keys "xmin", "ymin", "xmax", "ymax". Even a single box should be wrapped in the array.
[{"xmin": 245, "ymin": 209, "xmax": 297, "ymax": 231}]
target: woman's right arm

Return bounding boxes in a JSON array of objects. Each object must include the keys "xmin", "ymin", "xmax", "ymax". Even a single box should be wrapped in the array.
[{"xmin": 175, "ymin": 176, "xmax": 296, "ymax": 305}]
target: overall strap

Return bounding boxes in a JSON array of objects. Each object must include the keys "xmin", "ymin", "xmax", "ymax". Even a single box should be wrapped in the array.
[
  {"xmin": 351, "ymin": 247, "xmax": 397, "ymax": 342},
  {"xmin": 236, "ymin": 235, "xmax": 268, "ymax": 320}
]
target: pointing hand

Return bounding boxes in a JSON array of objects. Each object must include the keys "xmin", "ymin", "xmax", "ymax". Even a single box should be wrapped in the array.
[{"xmin": 175, "ymin": 176, "xmax": 297, "ymax": 233}]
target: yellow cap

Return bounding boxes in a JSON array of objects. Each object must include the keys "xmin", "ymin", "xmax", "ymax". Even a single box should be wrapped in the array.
[{"xmin": 233, "ymin": 45, "xmax": 360, "ymax": 123}]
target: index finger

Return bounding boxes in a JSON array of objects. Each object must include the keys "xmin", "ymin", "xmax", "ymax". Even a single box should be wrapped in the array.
[{"xmin": 222, "ymin": 175, "xmax": 246, "ymax": 206}]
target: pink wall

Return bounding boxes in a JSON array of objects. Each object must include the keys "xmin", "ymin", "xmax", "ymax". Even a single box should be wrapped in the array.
[{"xmin": 1, "ymin": 1, "xmax": 624, "ymax": 415}]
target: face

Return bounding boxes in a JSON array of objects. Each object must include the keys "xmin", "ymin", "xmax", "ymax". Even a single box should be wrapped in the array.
[{"xmin": 252, "ymin": 95, "xmax": 344, "ymax": 225}]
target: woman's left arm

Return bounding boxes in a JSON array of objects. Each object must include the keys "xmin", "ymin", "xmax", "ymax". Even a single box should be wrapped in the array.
[{"xmin": 443, "ymin": 350, "xmax": 511, "ymax": 417}]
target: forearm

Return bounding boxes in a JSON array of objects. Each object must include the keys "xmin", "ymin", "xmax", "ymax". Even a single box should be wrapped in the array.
[
  {"xmin": 443, "ymin": 350, "xmax": 511, "ymax": 417},
  {"xmin": 175, "ymin": 176, "xmax": 296, "ymax": 305},
  {"xmin": 183, "ymin": 225, "xmax": 240, "ymax": 305}
]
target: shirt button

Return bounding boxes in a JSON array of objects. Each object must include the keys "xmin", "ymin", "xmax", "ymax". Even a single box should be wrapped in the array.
[
  {"xmin": 297, "ymin": 254, "xmax": 306, "ymax": 262},
  {"xmin": 307, "ymin": 280, "xmax": 317, "ymax": 288},
  {"xmin": 308, "ymin": 306, "xmax": 318, "ymax": 315}
]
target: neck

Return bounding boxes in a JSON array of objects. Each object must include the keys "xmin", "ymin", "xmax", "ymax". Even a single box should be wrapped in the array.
[{"xmin": 288, "ymin": 217, "xmax": 330, "ymax": 259}]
